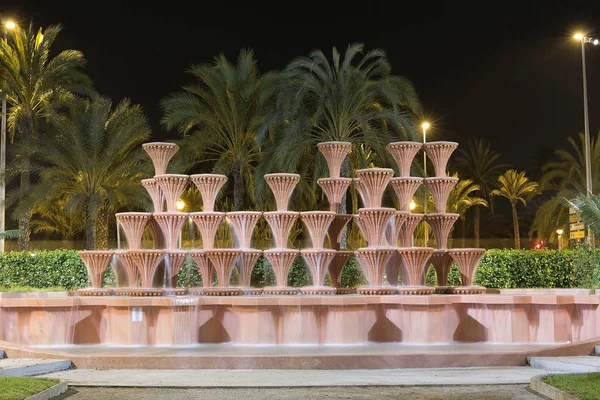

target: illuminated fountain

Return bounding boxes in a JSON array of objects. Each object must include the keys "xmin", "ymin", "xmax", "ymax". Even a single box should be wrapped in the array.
[
  {"xmin": 154, "ymin": 174, "xmax": 189, "ymax": 212},
  {"xmin": 423, "ymin": 141, "xmax": 458, "ymax": 177},
  {"xmin": 317, "ymin": 141, "xmax": 352, "ymax": 178},
  {"xmin": 424, "ymin": 177, "xmax": 459, "ymax": 213},
  {"xmin": 153, "ymin": 212, "xmax": 188, "ymax": 250},
  {"xmin": 228, "ymin": 211, "xmax": 263, "ymax": 295},
  {"xmin": 115, "ymin": 212, "xmax": 152, "ymax": 250},
  {"xmin": 300, "ymin": 211, "xmax": 336, "ymax": 295},
  {"xmin": 76, "ymin": 251, "xmax": 115, "ymax": 296},
  {"xmin": 263, "ymin": 173, "xmax": 301, "ymax": 295},
  {"xmin": 425, "ymin": 213, "xmax": 459, "ymax": 249},
  {"xmin": 190, "ymin": 174, "xmax": 227, "ymax": 212},
  {"xmin": 189, "ymin": 212, "xmax": 225, "ymax": 249},
  {"xmin": 142, "ymin": 142, "xmax": 179, "ymax": 176},
  {"xmin": 387, "ymin": 141, "xmax": 422, "ymax": 177},
  {"xmin": 116, "ymin": 250, "xmax": 165, "ymax": 296},
  {"xmin": 447, "ymin": 248, "xmax": 487, "ymax": 294}
]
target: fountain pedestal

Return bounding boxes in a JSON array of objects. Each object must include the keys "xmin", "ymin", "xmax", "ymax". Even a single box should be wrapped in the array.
[
  {"xmin": 153, "ymin": 212, "xmax": 188, "ymax": 249},
  {"xmin": 76, "ymin": 251, "xmax": 114, "ymax": 296},
  {"xmin": 354, "ymin": 208, "xmax": 395, "ymax": 247},
  {"xmin": 447, "ymin": 248, "xmax": 486, "ymax": 294},
  {"xmin": 189, "ymin": 212, "xmax": 225, "ymax": 249},
  {"xmin": 327, "ymin": 251, "xmax": 354, "ymax": 294},
  {"xmin": 300, "ymin": 249, "xmax": 337, "ymax": 295},
  {"xmin": 227, "ymin": 211, "xmax": 262, "ymax": 248},
  {"xmin": 154, "ymin": 174, "xmax": 189, "ymax": 213},
  {"xmin": 424, "ymin": 177, "xmax": 459, "ymax": 213},
  {"xmin": 355, "ymin": 168, "xmax": 394, "ymax": 208},
  {"xmin": 263, "ymin": 212, "xmax": 299, "ymax": 248},
  {"xmin": 399, "ymin": 213, "xmax": 423, "ymax": 247},
  {"xmin": 425, "ymin": 213, "xmax": 459, "ymax": 249},
  {"xmin": 190, "ymin": 174, "xmax": 227, "ymax": 212},
  {"xmin": 423, "ymin": 141, "xmax": 458, "ymax": 177},
  {"xmin": 387, "ymin": 142, "xmax": 422, "ymax": 177},
  {"xmin": 328, "ymin": 214, "xmax": 352, "ymax": 251},
  {"xmin": 355, "ymin": 248, "xmax": 396, "ymax": 295},
  {"xmin": 142, "ymin": 142, "xmax": 179, "ymax": 176},
  {"xmin": 317, "ymin": 178, "xmax": 352, "ymax": 213},
  {"xmin": 116, "ymin": 212, "xmax": 152, "ymax": 250},
  {"xmin": 389, "ymin": 177, "xmax": 423, "ymax": 212},
  {"xmin": 115, "ymin": 250, "xmax": 165, "ymax": 296},
  {"xmin": 397, "ymin": 247, "xmax": 436, "ymax": 295},
  {"xmin": 317, "ymin": 141, "xmax": 351, "ymax": 178},
  {"xmin": 236, "ymin": 249, "xmax": 263, "ymax": 295},
  {"xmin": 264, "ymin": 173, "xmax": 300, "ymax": 211},
  {"xmin": 204, "ymin": 249, "xmax": 242, "ymax": 296},
  {"xmin": 263, "ymin": 249, "xmax": 300, "ymax": 295},
  {"xmin": 300, "ymin": 211, "xmax": 335, "ymax": 248},
  {"xmin": 429, "ymin": 250, "xmax": 454, "ymax": 294}
]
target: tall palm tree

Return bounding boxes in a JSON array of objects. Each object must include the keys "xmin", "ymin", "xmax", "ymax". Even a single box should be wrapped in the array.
[
  {"xmin": 455, "ymin": 138, "xmax": 508, "ymax": 246},
  {"xmin": 0, "ymin": 23, "xmax": 92, "ymax": 250},
  {"xmin": 30, "ymin": 197, "xmax": 85, "ymax": 240},
  {"xmin": 530, "ymin": 133, "xmax": 600, "ymax": 241},
  {"xmin": 16, "ymin": 96, "xmax": 150, "ymax": 249},
  {"xmin": 259, "ymin": 43, "xmax": 421, "ymax": 210},
  {"xmin": 446, "ymin": 176, "xmax": 488, "ymax": 247},
  {"xmin": 492, "ymin": 170, "xmax": 539, "ymax": 249},
  {"xmin": 161, "ymin": 49, "xmax": 272, "ymax": 211}
]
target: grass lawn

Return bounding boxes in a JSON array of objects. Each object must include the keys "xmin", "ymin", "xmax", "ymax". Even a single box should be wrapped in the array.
[
  {"xmin": 0, "ymin": 377, "xmax": 58, "ymax": 400},
  {"xmin": 543, "ymin": 373, "xmax": 600, "ymax": 400},
  {"xmin": 0, "ymin": 286, "xmax": 66, "ymax": 292}
]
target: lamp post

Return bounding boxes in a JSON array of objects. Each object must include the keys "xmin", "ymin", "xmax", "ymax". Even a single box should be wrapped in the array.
[
  {"xmin": 421, "ymin": 122, "xmax": 430, "ymax": 246},
  {"xmin": 556, "ymin": 229, "xmax": 564, "ymax": 250},
  {"xmin": 574, "ymin": 33, "xmax": 598, "ymax": 247}
]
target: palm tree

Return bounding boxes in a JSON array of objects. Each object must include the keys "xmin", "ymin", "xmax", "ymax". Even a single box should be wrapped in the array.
[
  {"xmin": 492, "ymin": 170, "xmax": 539, "ymax": 249},
  {"xmin": 30, "ymin": 197, "xmax": 85, "ymax": 240},
  {"xmin": 567, "ymin": 194, "xmax": 600, "ymax": 237},
  {"xmin": 0, "ymin": 23, "xmax": 92, "ymax": 250},
  {"xmin": 259, "ymin": 43, "xmax": 421, "ymax": 210},
  {"xmin": 455, "ymin": 138, "xmax": 509, "ymax": 246},
  {"xmin": 446, "ymin": 176, "xmax": 488, "ymax": 247},
  {"xmin": 530, "ymin": 133, "xmax": 600, "ymax": 242},
  {"xmin": 16, "ymin": 96, "xmax": 151, "ymax": 249},
  {"xmin": 161, "ymin": 49, "xmax": 272, "ymax": 211}
]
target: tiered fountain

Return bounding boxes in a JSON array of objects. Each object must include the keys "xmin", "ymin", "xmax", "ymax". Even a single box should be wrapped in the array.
[{"xmin": 227, "ymin": 210, "xmax": 263, "ymax": 295}]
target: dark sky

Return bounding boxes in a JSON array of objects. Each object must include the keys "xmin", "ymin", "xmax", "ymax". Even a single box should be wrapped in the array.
[{"xmin": 3, "ymin": 0, "xmax": 600, "ymax": 171}]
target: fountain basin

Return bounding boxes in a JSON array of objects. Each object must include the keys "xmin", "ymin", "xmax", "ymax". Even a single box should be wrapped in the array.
[
  {"xmin": 317, "ymin": 178, "xmax": 352, "ymax": 213},
  {"xmin": 355, "ymin": 168, "xmax": 394, "ymax": 208},
  {"xmin": 142, "ymin": 142, "xmax": 179, "ymax": 176},
  {"xmin": 227, "ymin": 211, "xmax": 262, "ymax": 249},
  {"xmin": 423, "ymin": 141, "xmax": 458, "ymax": 177},
  {"xmin": 264, "ymin": 173, "xmax": 300, "ymax": 211},
  {"xmin": 189, "ymin": 212, "xmax": 226, "ymax": 249},
  {"xmin": 190, "ymin": 174, "xmax": 227, "ymax": 212},
  {"xmin": 387, "ymin": 141, "xmax": 422, "ymax": 177},
  {"xmin": 154, "ymin": 174, "xmax": 190, "ymax": 212},
  {"xmin": 317, "ymin": 141, "xmax": 352, "ymax": 178}
]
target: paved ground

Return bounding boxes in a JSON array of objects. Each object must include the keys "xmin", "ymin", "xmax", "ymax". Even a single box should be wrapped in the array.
[
  {"xmin": 0, "ymin": 358, "xmax": 71, "ymax": 376},
  {"xmin": 529, "ymin": 356, "xmax": 600, "ymax": 372},
  {"xmin": 41, "ymin": 367, "xmax": 549, "ymax": 387},
  {"xmin": 52, "ymin": 385, "xmax": 544, "ymax": 399}
]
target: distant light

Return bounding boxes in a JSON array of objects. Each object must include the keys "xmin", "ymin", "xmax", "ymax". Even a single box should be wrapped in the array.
[
  {"xmin": 409, "ymin": 200, "xmax": 416, "ymax": 211},
  {"xmin": 421, "ymin": 122, "xmax": 430, "ymax": 130},
  {"xmin": 574, "ymin": 33, "xmax": 584, "ymax": 40},
  {"xmin": 556, "ymin": 228, "xmax": 564, "ymax": 235},
  {"xmin": 4, "ymin": 21, "xmax": 15, "ymax": 30},
  {"xmin": 176, "ymin": 199, "xmax": 185, "ymax": 211},
  {"xmin": 594, "ymin": 39, "xmax": 599, "ymax": 45}
]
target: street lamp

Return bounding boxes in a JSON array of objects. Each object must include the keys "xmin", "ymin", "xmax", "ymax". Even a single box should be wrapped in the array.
[
  {"xmin": 573, "ymin": 32, "xmax": 598, "ymax": 246},
  {"xmin": 422, "ymin": 122, "xmax": 430, "ymax": 246},
  {"xmin": 0, "ymin": 19, "xmax": 16, "ymax": 253},
  {"xmin": 409, "ymin": 200, "xmax": 416, "ymax": 211},
  {"xmin": 556, "ymin": 228, "xmax": 564, "ymax": 250}
]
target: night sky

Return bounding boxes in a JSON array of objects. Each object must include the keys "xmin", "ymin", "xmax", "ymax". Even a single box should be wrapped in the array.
[{"xmin": 3, "ymin": 0, "xmax": 600, "ymax": 171}]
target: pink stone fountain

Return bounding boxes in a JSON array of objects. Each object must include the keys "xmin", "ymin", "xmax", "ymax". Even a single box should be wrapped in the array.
[
  {"xmin": 236, "ymin": 249, "xmax": 263, "ymax": 295},
  {"xmin": 114, "ymin": 251, "xmax": 139, "ymax": 289},
  {"xmin": 353, "ymin": 178, "xmax": 370, "ymax": 208},
  {"xmin": 300, "ymin": 249, "xmax": 337, "ymax": 294},
  {"xmin": 204, "ymin": 249, "xmax": 242, "ymax": 296},
  {"xmin": 327, "ymin": 251, "xmax": 354, "ymax": 294},
  {"xmin": 142, "ymin": 142, "xmax": 179, "ymax": 176},
  {"xmin": 76, "ymin": 251, "xmax": 114, "ymax": 296},
  {"xmin": 146, "ymin": 218, "xmax": 165, "ymax": 248},
  {"xmin": 263, "ymin": 211, "xmax": 299, "ymax": 249},
  {"xmin": 355, "ymin": 248, "xmax": 396, "ymax": 295},
  {"xmin": 153, "ymin": 212, "xmax": 188, "ymax": 249},
  {"xmin": 387, "ymin": 142, "xmax": 422, "ymax": 177},
  {"xmin": 385, "ymin": 211, "xmax": 408, "ymax": 247},
  {"xmin": 425, "ymin": 213, "xmax": 459, "ymax": 249},
  {"xmin": 423, "ymin": 141, "xmax": 458, "ymax": 177},
  {"xmin": 116, "ymin": 212, "xmax": 152, "ymax": 250},
  {"xmin": 389, "ymin": 177, "xmax": 423, "ymax": 212},
  {"xmin": 164, "ymin": 250, "xmax": 188, "ymax": 295},
  {"xmin": 154, "ymin": 174, "xmax": 189, "ymax": 212},
  {"xmin": 227, "ymin": 211, "xmax": 262, "ymax": 249},
  {"xmin": 141, "ymin": 178, "xmax": 165, "ymax": 212},
  {"xmin": 188, "ymin": 250, "xmax": 214, "ymax": 294},
  {"xmin": 317, "ymin": 141, "xmax": 352, "ymax": 178},
  {"xmin": 263, "ymin": 249, "xmax": 300, "ymax": 295},
  {"xmin": 396, "ymin": 247, "xmax": 436, "ymax": 295},
  {"xmin": 120, "ymin": 250, "xmax": 165, "ymax": 296},
  {"xmin": 447, "ymin": 248, "xmax": 486, "ymax": 294},
  {"xmin": 189, "ymin": 212, "xmax": 225, "ymax": 249},
  {"xmin": 328, "ymin": 214, "xmax": 352, "ymax": 251},
  {"xmin": 190, "ymin": 174, "xmax": 227, "ymax": 212},
  {"xmin": 355, "ymin": 168, "xmax": 394, "ymax": 208},
  {"xmin": 264, "ymin": 173, "xmax": 300, "ymax": 211},
  {"xmin": 423, "ymin": 177, "xmax": 459, "ymax": 213},
  {"xmin": 354, "ymin": 208, "xmax": 396, "ymax": 247},
  {"xmin": 429, "ymin": 250, "xmax": 454, "ymax": 293},
  {"xmin": 300, "ymin": 211, "xmax": 335, "ymax": 248},
  {"xmin": 317, "ymin": 178, "xmax": 352, "ymax": 213}
]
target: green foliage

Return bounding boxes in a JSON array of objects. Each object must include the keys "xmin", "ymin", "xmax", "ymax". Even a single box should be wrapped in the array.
[
  {"xmin": 0, "ymin": 285, "xmax": 66, "ymax": 292},
  {"xmin": 340, "ymin": 256, "xmax": 366, "ymax": 287},
  {"xmin": 543, "ymin": 373, "xmax": 600, "ymax": 400},
  {"xmin": 425, "ymin": 264, "xmax": 463, "ymax": 286},
  {"xmin": 0, "ymin": 377, "xmax": 58, "ymax": 400},
  {"xmin": 176, "ymin": 258, "xmax": 204, "ymax": 287},
  {"xmin": 251, "ymin": 256, "xmax": 276, "ymax": 287}
]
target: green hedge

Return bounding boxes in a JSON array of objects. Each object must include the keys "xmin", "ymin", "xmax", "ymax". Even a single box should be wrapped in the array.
[{"xmin": 0, "ymin": 247, "xmax": 598, "ymax": 291}]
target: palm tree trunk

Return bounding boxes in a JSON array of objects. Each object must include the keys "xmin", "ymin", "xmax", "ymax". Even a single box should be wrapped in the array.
[
  {"xmin": 474, "ymin": 205, "xmax": 480, "ymax": 247},
  {"xmin": 17, "ymin": 170, "xmax": 31, "ymax": 251},
  {"xmin": 95, "ymin": 207, "xmax": 109, "ymax": 249},
  {"xmin": 86, "ymin": 205, "xmax": 96, "ymax": 250},
  {"xmin": 232, "ymin": 161, "xmax": 244, "ymax": 212},
  {"xmin": 511, "ymin": 202, "xmax": 520, "ymax": 249}
]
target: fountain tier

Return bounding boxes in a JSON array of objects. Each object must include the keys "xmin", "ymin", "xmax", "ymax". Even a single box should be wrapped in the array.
[
  {"xmin": 353, "ymin": 178, "xmax": 370, "ymax": 208},
  {"xmin": 300, "ymin": 211, "xmax": 335, "ymax": 248},
  {"xmin": 142, "ymin": 142, "xmax": 179, "ymax": 176},
  {"xmin": 263, "ymin": 249, "xmax": 300, "ymax": 295},
  {"xmin": 424, "ymin": 177, "xmax": 459, "ymax": 213},
  {"xmin": 397, "ymin": 247, "xmax": 435, "ymax": 295},
  {"xmin": 263, "ymin": 211, "xmax": 299, "ymax": 248},
  {"xmin": 389, "ymin": 177, "xmax": 423, "ymax": 212},
  {"xmin": 355, "ymin": 168, "xmax": 394, "ymax": 208},
  {"xmin": 165, "ymin": 250, "xmax": 187, "ymax": 287},
  {"xmin": 300, "ymin": 249, "xmax": 336, "ymax": 294},
  {"xmin": 317, "ymin": 141, "xmax": 352, "ymax": 178},
  {"xmin": 399, "ymin": 213, "xmax": 423, "ymax": 247},
  {"xmin": 116, "ymin": 212, "xmax": 152, "ymax": 250},
  {"xmin": 115, "ymin": 251, "xmax": 139, "ymax": 287},
  {"xmin": 355, "ymin": 248, "xmax": 395, "ymax": 295},
  {"xmin": 328, "ymin": 214, "xmax": 352, "ymax": 251},
  {"xmin": 153, "ymin": 212, "xmax": 188, "ymax": 249},
  {"xmin": 425, "ymin": 213, "xmax": 459, "ymax": 249},
  {"xmin": 189, "ymin": 250, "xmax": 214, "ymax": 288},
  {"xmin": 141, "ymin": 179, "xmax": 165, "ymax": 213},
  {"xmin": 237, "ymin": 249, "xmax": 262, "ymax": 287},
  {"xmin": 129, "ymin": 250, "xmax": 165, "ymax": 289},
  {"xmin": 147, "ymin": 218, "xmax": 165, "ymax": 248},
  {"xmin": 264, "ymin": 173, "xmax": 300, "ymax": 211},
  {"xmin": 423, "ymin": 141, "xmax": 458, "ymax": 177},
  {"xmin": 385, "ymin": 211, "xmax": 408, "ymax": 247},
  {"xmin": 190, "ymin": 174, "xmax": 227, "ymax": 212},
  {"xmin": 78, "ymin": 251, "xmax": 114, "ymax": 294},
  {"xmin": 447, "ymin": 248, "xmax": 486, "ymax": 294},
  {"xmin": 354, "ymin": 208, "xmax": 395, "ymax": 247},
  {"xmin": 429, "ymin": 250, "xmax": 454, "ymax": 291},
  {"xmin": 227, "ymin": 211, "xmax": 262, "ymax": 249},
  {"xmin": 154, "ymin": 174, "xmax": 189, "ymax": 212},
  {"xmin": 204, "ymin": 249, "xmax": 242, "ymax": 295},
  {"xmin": 387, "ymin": 142, "xmax": 422, "ymax": 177},
  {"xmin": 189, "ymin": 212, "xmax": 225, "ymax": 249},
  {"xmin": 327, "ymin": 250, "xmax": 353, "ymax": 290},
  {"xmin": 317, "ymin": 178, "xmax": 351, "ymax": 213}
]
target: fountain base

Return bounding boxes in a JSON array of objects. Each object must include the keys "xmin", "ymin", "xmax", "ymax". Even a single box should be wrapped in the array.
[
  {"xmin": 164, "ymin": 288, "xmax": 187, "ymax": 296},
  {"xmin": 241, "ymin": 287, "xmax": 263, "ymax": 296},
  {"xmin": 397, "ymin": 286, "xmax": 436, "ymax": 295},
  {"xmin": 450, "ymin": 286, "xmax": 486, "ymax": 295},
  {"xmin": 76, "ymin": 288, "xmax": 113, "ymax": 296},
  {"xmin": 187, "ymin": 288, "xmax": 206, "ymax": 296},
  {"xmin": 262, "ymin": 286, "xmax": 299, "ymax": 296},
  {"xmin": 356, "ymin": 286, "xmax": 395, "ymax": 295},
  {"xmin": 336, "ymin": 287, "xmax": 357, "ymax": 295},
  {"xmin": 433, "ymin": 286, "xmax": 453, "ymax": 294},
  {"xmin": 114, "ymin": 288, "xmax": 165, "ymax": 297},
  {"xmin": 203, "ymin": 287, "xmax": 243, "ymax": 296},
  {"xmin": 300, "ymin": 286, "xmax": 336, "ymax": 295}
]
